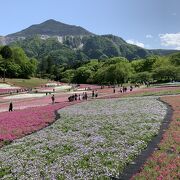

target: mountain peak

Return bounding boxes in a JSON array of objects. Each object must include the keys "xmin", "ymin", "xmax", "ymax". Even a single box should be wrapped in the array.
[
  {"xmin": 44, "ymin": 19, "xmax": 57, "ymax": 23},
  {"xmin": 41, "ymin": 19, "xmax": 65, "ymax": 25},
  {"xmin": 7, "ymin": 19, "xmax": 94, "ymax": 37}
]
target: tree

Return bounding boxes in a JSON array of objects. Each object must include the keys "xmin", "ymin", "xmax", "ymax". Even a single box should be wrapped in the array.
[
  {"xmin": 29, "ymin": 58, "xmax": 38, "ymax": 76},
  {"xmin": 169, "ymin": 52, "xmax": 180, "ymax": 66},
  {"xmin": 73, "ymin": 67, "xmax": 93, "ymax": 83},
  {"xmin": 61, "ymin": 69, "xmax": 75, "ymax": 83},
  {"xmin": 152, "ymin": 65, "xmax": 178, "ymax": 82},
  {"xmin": 175, "ymin": 67, "xmax": 180, "ymax": 81},
  {"xmin": 11, "ymin": 47, "xmax": 37, "ymax": 78},
  {"xmin": 131, "ymin": 56, "xmax": 158, "ymax": 73},
  {"xmin": 0, "ymin": 46, "xmax": 13, "ymax": 82},
  {"xmin": 94, "ymin": 60, "xmax": 132, "ymax": 85},
  {"xmin": 131, "ymin": 59, "xmax": 145, "ymax": 73},
  {"xmin": 131, "ymin": 71, "xmax": 152, "ymax": 83},
  {"xmin": 6, "ymin": 62, "xmax": 21, "ymax": 78},
  {"xmin": 105, "ymin": 63, "xmax": 131, "ymax": 85},
  {"xmin": 0, "ymin": 45, "xmax": 12, "ymax": 59},
  {"xmin": 94, "ymin": 67, "xmax": 107, "ymax": 84}
]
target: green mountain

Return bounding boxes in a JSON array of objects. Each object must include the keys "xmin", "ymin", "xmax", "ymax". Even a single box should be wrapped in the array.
[
  {"xmin": 82, "ymin": 35, "xmax": 151, "ymax": 59},
  {"xmin": 11, "ymin": 34, "xmax": 178, "ymax": 64},
  {"xmin": 1, "ymin": 19, "xmax": 179, "ymax": 63}
]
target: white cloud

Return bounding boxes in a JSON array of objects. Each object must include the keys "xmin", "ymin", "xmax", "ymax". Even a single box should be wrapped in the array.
[
  {"xmin": 175, "ymin": 47, "xmax": 180, "ymax": 50},
  {"xmin": 146, "ymin": 34, "xmax": 153, "ymax": 38},
  {"xmin": 159, "ymin": 33, "xmax": 180, "ymax": 48},
  {"xmin": 126, "ymin": 39, "xmax": 145, "ymax": 48},
  {"xmin": 172, "ymin": 12, "xmax": 177, "ymax": 16}
]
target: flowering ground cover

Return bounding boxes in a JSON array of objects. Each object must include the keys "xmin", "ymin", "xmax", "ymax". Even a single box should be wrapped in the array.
[
  {"xmin": 76, "ymin": 84, "xmax": 101, "ymax": 90},
  {"xmin": 3, "ymin": 93, "xmax": 47, "ymax": 99},
  {"xmin": 0, "ymin": 101, "xmax": 78, "ymax": 141},
  {"xmin": 123, "ymin": 88, "xmax": 180, "ymax": 97},
  {"xmin": 132, "ymin": 95, "xmax": 180, "ymax": 180},
  {"xmin": 0, "ymin": 97, "xmax": 167, "ymax": 179},
  {"xmin": 0, "ymin": 90, "xmax": 90, "ymax": 112},
  {"xmin": 0, "ymin": 83, "xmax": 21, "ymax": 95},
  {"xmin": 0, "ymin": 89, "xmax": 16, "ymax": 94},
  {"xmin": 37, "ymin": 85, "xmax": 72, "ymax": 93},
  {"xmin": 98, "ymin": 86, "xmax": 180, "ymax": 99},
  {"xmin": 0, "ymin": 83, "xmax": 20, "ymax": 89}
]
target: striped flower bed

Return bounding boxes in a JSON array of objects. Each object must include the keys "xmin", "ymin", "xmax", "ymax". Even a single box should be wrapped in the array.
[
  {"xmin": 0, "ymin": 97, "xmax": 167, "ymax": 179},
  {"xmin": 132, "ymin": 95, "xmax": 180, "ymax": 180},
  {"xmin": 0, "ymin": 101, "xmax": 77, "ymax": 141}
]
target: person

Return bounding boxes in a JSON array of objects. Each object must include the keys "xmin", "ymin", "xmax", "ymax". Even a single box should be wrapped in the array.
[
  {"xmin": 113, "ymin": 88, "xmax": 116, "ymax": 93},
  {"xmin": 95, "ymin": 90, "xmax": 98, "ymax": 98},
  {"xmin": 130, "ymin": 85, "xmax": 133, "ymax": 91},
  {"xmin": 51, "ymin": 95, "xmax": 55, "ymax": 104},
  {"xmin": 68, "ymin": 96, "xmax": 73, "ymax": 102},
  {"xmin": 123, "ymin": 86, "xmax": 127, "ymax": 92},
  {"xmin": 74, "ymin": 93, "xmax": 78, "ymax": 101},
  {"xmin": 78, "ymin": 94, "xmax": 81, "ymax": 100},
  {"xmin": 84, "ymin": 92, "xmax": 88, "ymax": 100},
  {"xmin": 92, "ymin": 90, "xmax": 95, "ymax": 98},
  {"xmin": 82, "ymin": 92, "xmax": 85, "ymax": 100},
  {"xmin": 125, "ymin": 87, "xmax": 127, "ymax": 92},
  {"xmin": 9, "ymin": 102, "xmax": 13, "ymax": 112}
]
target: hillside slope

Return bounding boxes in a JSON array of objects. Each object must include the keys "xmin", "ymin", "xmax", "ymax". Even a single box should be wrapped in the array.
[{"xmin": 1, "ymin": 19, "xmax": 179, "ymax": 61}]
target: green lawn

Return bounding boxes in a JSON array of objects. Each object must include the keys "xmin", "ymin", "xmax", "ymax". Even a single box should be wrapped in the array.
[
  {"xmin": 2, "ymin": 78, "xmax": 50, "ymax": 88},
  {"xmin": 125, "ymin": 89, "xmax": 180, "ymax": 97}
]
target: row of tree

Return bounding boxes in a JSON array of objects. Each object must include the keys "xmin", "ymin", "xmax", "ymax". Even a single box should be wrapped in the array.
[
  {"xmin": 0, "ymin": 45, "xmax": 179, "ymax": 85},
  {"xmin": 59, "ymin": 55, "xmax": 180, "ymax": 84}
]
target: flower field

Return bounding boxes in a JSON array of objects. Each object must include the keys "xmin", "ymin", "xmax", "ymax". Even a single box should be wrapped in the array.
[
  {"xmin": 0, "ymin": 92, "xmax": 75, "ymax": 113},
  {"xmin": 0, "ymin": 83, "xmax": 21, "ymax": 95},
  {"xmin": 0, "ymin": 101, "xmax": 77, "ymax": 141},
  {"xmin": 37, "ymin": 85, "xmax": 72, "ymax": 93},
  {"xmin": 3, "ymin": 93, "xmax": 47, "ymax": 99},
  {"xmin": 0, "ymin": 84, "xmax": 20, "ymax": 89},
  {"xmin": 132, "ymin": 95, "xmax": 180, "ymax": 180},
  {"xmin": 0, "ymin": 97, "xmax": 167, "ymax": 179}
]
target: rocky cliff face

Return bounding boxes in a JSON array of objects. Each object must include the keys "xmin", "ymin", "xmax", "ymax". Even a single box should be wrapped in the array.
[
  {"xmin": 0, "ymin": 36, "xmax": 7, "ymax": 45},
  {"xmin": 0, "ymin": 34, "xmax": 89, "ymax": 50},
  {"xmin": 0, "ymin": 36, "xmax": 27, "ymax": 45}
]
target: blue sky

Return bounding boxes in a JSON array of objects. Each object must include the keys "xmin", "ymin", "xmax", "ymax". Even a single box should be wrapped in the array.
[{"xmin": 1, "ymin": 0, "xmax": 180, "ymax": 50}]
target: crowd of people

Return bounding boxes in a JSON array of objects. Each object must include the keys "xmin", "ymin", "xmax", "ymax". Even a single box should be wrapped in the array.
[
  {"xmin": 68, "ymin": 89, "xmax": 99, "ymax": 102},
  {"xmin": 7, "ymin": 85, "xmax": 136, "ymax": 112},
  {"xmin": 113, "ymin": 86, "xmax": 133, "ymax": 93},
  {"xmin": 92, "ymin": 90, "xmax": 98, "ymax": 98},
  {"xmin": 68, "ymin": 92, "xmax": 88, "ymax": 102}
]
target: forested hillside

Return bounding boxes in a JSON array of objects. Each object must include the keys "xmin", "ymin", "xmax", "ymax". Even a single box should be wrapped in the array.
[
  {"xmin": 0, "ymin": 45, "xmax": 179, "ymax": 84},
  {"xmin": 1, "ymin": 19, "xmax": 178, "ymax": 62},
  {"xmin": 0, "ymin": 46, "xmax": 37, "ymax": 79},
  {"xmin": 59, "ymin": 55, "xmax": 180, "ymax": 84},
  {"xmin": 0, "ymin": 20, "xmax": 179, "ymax": 83}
]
